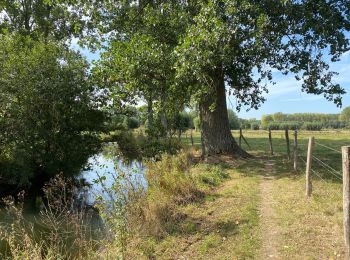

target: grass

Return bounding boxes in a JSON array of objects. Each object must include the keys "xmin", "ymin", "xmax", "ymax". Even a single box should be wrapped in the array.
[
  {"xmin": 148, "ymin": 162, "xmax": 262, "ymax": 259},
  {"xmin": 271, "ymin": 174, "xmax": 344, "ymax": 259},
  {"xmin": 3, "ymin": 130, "xmax": 350, "ymax": 259},
  {"xmin": 181, "ymin": 129, "xmax": 350, "ymax": 259}
]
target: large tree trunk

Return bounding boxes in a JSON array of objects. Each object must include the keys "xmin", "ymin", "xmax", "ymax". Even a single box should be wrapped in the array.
[{"xmin": 199, "ymin": 71, "xmax": 249, "ymax": 158}]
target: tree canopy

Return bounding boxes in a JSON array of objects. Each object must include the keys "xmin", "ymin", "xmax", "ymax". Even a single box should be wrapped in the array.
[
  {"xmin": 0, "ymin": 0, "xmax": 84, "ymax": 41},
  {"xmin": 0, "ymin": 34, "xmax": 105, "ymax": 185},
  {"xmin": 340, "ymin": 106, "xmax": 350, "ymax": 123},
  {"xmin": 80, "ymin": 0, "xmax": 349, "ymax": 155}
]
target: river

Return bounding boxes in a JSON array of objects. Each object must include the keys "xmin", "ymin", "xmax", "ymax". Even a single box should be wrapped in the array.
[{"xmin": 0, "ymin": 149, "xmax": 146, "ymax": 257}]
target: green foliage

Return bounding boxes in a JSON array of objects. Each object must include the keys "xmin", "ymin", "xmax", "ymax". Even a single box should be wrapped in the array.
[
  {"xmin": 262, "ymin": 112, "xmax": 346, "ymax": 130},
  {"xmin": 280, "ymin": 122, "xmax": 302, "ymax": 130},
  {"xmin": 81, "ymin": 0, "xmax": 349, "ymax": 153},
  {"xmin": 169, "ymin": 111, "xmax": 193, "ymax": 136},
  {"xmin": 137, "ymin": 135, "xmax": 183, "ymax": 160},
  {"xmin": 302, "ymin": 122, "xmax": 323, "ymax": 131},
  {"xmin": 122, "ymin": 116, "xmax": 140, "ymax": 130},
  {"xmin": 0, "ymin": 0, "xmax": 84, "ymax": 41},
  {"xmin": 195, "ymin": 165, "xmax": 229, "ymax": 187},
  {"xmin": 339, "ymin": 106, "xmax": 350, "ymax": 124},
  {"xmin": 240, "ymin": 119, "xmax": 260, "ymax": 130},
  {"xmin": 193, "ymin": 117, "xmax": 201, "ymax": 131},
  {"xmin": 267, "ymin": 121, "xmax": 302, "ymax": 130},
  {"xmin": 228, "ymin": 109, "xmax": 240, "ymax": 130},
  {"xmin": 250, "ymin": 123, "xmax": 260, "ymax": 131},
  {"xmin": 0, "ymin": 35, "xmax": 105, "ymax": 185},
  {"xmin": 267, "ymin": 122, "xmax": 282, "ymax": 131},
  {"xmin": 261, "ymin": 115, "xmax": 274, "ymax": 129},
  {"xmin": 172, "ymin": 0, "xmax": 349, "ymax": 109}
]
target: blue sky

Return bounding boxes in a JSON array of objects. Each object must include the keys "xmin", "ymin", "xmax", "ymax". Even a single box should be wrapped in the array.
[
  {"xmin": 228, "ymin": 50, "xmax": 350, "ymax": 119},
  {"xmin": 75, "ymin": 41, "xmax": 350, "ymax": 120}
]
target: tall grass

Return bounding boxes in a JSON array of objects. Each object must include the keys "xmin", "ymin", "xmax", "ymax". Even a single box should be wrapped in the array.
[
  {"xmin": 0, "ymin": 151, "xmax": 229, "ymax": 259},
  {"xmin": 0, "ymin": 176, "xmax": 102, "ymax": 259}
]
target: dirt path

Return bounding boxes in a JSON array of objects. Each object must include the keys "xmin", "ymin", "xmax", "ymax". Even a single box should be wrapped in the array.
[{"xmin": 259, "ymin": 160, "xmax": 281, "ymax": 259}]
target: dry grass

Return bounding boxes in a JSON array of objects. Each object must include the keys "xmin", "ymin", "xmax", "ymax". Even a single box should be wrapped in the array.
[
  {"xmin": 3, "ymin": 130, "xmax": 350, "ymax": 259},
  {"xmin": 144, "ymin": 163, "xmax": 262, "ymax": 260},
  {"xmin": 271, "ymin": 173, "xmax": 344, "ymax": 259},
  {"xmin": 0, "ymin": 176, "xmax": 101, "ymax": 260}
]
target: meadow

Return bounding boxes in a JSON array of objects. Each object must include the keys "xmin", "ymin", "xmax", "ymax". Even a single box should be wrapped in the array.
[
  {"xmin": 1, "ymin": 130, "xmax": 349, "ymax": 259},
  {"xmin": 172, "ymin": 129, "xmax": 349, "ymax": 259}
]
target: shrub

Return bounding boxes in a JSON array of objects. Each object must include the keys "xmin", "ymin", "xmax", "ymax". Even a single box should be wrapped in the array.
[
  {"xmin": 193, "ymin": 117, "xmax": 201, "ymax": 131},
  {"xmin": 136, "ymin": 135, "xmax": 183, "ymax": 159},
  {"xmin": 0, "ymin": 35, "xmax": 104, "ymax": 188},
  {"xmin": 0, "ymin": 176, "xmax": 103, "ymax": 259},
  {"xmin": 127, "ymin": 117, "xmax": 140, "ymax": 129},
  {"xmin": 302, "ymin": 122, "xmax": 323, "ymax": 131},
  {"xmin": 267, "ymin": 122, "xmax": 281, "ymax": 130},
  {"xmin": 250, "ymin": 123, "xmax": 260, "ymax": 130},
  {"xmin": 279, "ymin": 121, "xmax": 301, "ymax": 130}
]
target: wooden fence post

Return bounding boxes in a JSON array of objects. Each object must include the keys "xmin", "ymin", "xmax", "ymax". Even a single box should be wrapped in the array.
[
  {"xmin": 268, "ymin": 128, "xmax": 273, "ymax": 155},
  {"xmin": 239, "ymin": 128, "xmax": 242, "ymax": 148},
  {"xmin": 342, "ymin": 146, "xmax": 350, "ymax": 259},
  {"xmin": 285, "ymin": 129, "xmax": 290, "ymax": 160},
  {"xmin": 305, "ymin": 137, "xmax": 314, "ymax": 197},
  {"xmin": 293, "ymin": 130, "xmax": 298, "ymax": 171}
]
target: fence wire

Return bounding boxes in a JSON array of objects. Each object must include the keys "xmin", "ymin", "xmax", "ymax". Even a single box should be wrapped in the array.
[
  {"xmin": 312, "ymin": 155, "xmax": 342, "ymax": 180},
  {"xmin": 315, "ymin": 141, "xmax": 342, "ymax": 154},
  {"xmin": 299, "ymin": 140, "xmax": 344, "ymax": 201}
]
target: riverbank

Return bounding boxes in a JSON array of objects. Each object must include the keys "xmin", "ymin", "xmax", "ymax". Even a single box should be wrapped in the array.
[{"xmin": 1, "ymin": 129, "xmax": 349, "ymax": 259}]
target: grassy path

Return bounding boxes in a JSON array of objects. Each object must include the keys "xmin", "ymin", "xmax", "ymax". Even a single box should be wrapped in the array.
[
  {"xmin": 152, "ymin": 162, "xmax": 262, "ymax": 259},
  {"xmin": 151, "ymin": 153, "xmax": 347, "ymax": 259},
  {"xmin": 259, "ymin": 160, "xmax": 281, "ymax": 259}
]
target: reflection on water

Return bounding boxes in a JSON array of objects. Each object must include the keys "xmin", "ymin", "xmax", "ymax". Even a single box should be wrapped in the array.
[
  {"xmin": 0, "ymin": 150, "xmax": 146, "ymax": 257},
  {"xmin": 78, "ymin": 153, "xmax": 145, "ymax": 205}
]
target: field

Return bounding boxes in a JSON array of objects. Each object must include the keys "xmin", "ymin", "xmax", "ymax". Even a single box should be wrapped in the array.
[
  {"xmin": 154, "ymin": 130, "xmax": 350, "ymax": 259},
  {"xmin": 1, "ymin": 130, "xmax": 348, "ymax": 259}
]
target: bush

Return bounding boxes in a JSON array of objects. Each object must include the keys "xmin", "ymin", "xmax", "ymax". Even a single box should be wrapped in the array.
[
  {"xmin": 267, "ymin": 121, "xmax": 301, "ymax": 130},
  {"xmin": 0, "ymin": 35, "xmax": 104, "ymax": 187},
  {"xmin": 250, "ymin": 123, "xmax": 260, "ymax": 130},
  {"xmin": 137, "ymin": 135, "xmax": 183, "ymax": 159},
  {"xmin": 141, "ymin": 152, "xmax": 229, "ymax": 239},
  {"xmin": 128, "ymin": 117, "xmax": 140, "ymax": 129},
  {"xmin": 193, "ymin": 117, "xmax": 201, "ymax": 131},
  {"xmin": 267, "ymin": 122, "xmax": 281, "ymax": 130},
  {"xmin": 302, "ymin": 122, "xmax": 323, "ymax": 131},
  {"xmin": 279, "ymin": 121, "xmax": 301, "ymax": 130}
]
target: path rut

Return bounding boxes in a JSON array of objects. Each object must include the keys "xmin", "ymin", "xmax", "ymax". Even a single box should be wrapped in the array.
[{"xmin": 259, "ymin": 160, "xmax": 281, "ymax": 259}]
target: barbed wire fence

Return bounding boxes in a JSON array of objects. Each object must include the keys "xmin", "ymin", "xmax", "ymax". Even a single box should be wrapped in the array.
[{"xmin": 237, "ymin": 128, "xmax": 350, "ymax": 257}]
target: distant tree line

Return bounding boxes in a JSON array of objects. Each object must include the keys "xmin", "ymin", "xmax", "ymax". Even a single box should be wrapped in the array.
[{"xmin": 261, "ymin": 108, "xmax": 350, "ymax": 131}]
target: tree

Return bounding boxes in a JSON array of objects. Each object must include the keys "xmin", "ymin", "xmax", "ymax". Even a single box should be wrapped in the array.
[
  {"xmin": 0, "ymin": 35, "xmax": 105, "ymax": 189},
  {"xmin": 0, "ymin": 0, "xmax": 84, "ymax": 41},
  {"xmin": 174, "ymin": 0, "xmax": 349, "ymax": 156},
  {"xmin": 227, "ymin": 109, "xmax": 240, "ymax": 130},
  {"xmin": 82, "ymin": 0, "xmax": 349, "ymax": 157},
  {"xmin": 272, "ymin": 113, "xmax": 287, "ymax": 122},
  {"xmin": 89, "ymin": 3, "xmax": 190, "ymax": 138},
  {"xmin": 123, "ymin": 117, "xmax": 140, "ymax": 130},
  {"xmin": 193, "ymin": 117, "xmax": 201, "ymax": 132},
  {"xmin": 261, "ymin": 115, "xmax": 274, "ymax": 129},
  {"xmin": 339, "ymin": 106, "xmax": 350, "ymax": 124},
  {"xmin": 172, "ymin": 112, "xmax": 191, "ymax": 138}
]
